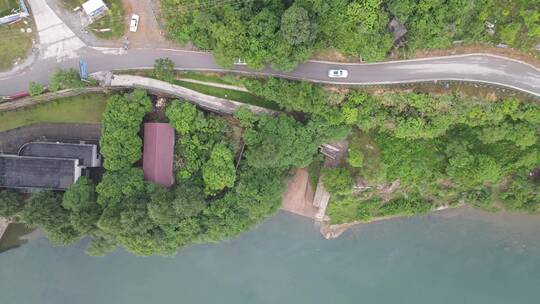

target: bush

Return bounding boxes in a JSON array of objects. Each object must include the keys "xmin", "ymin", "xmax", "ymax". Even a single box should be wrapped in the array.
[
  {"xmin": 322, "ymin": 168, "xmax": 354, "ymax": 196},
  {"xmin": 48, "ymin": 69, "xmax": 85, "ymax": 92},
  {"xmin": 153, "ymin": 58, "xmax": 175, "ymax": 82},
  {"xmin": 0, "ymin": 190, "xmax": 24, "ymax": 219},
  {"xmin": 28, "ymin": 82, "xmax": 45, "ymax": 96},
  {"xmin": 347, "ymin": 146, "xmax": 364, "ymax": 168}
]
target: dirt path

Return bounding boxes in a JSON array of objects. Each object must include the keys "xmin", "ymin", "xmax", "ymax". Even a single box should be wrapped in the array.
[
  {"xmin": 121, "ymin": 0, "xmax": 170, "ymax": 48},
  {"xmin": 281, "ymin": 168, "xmax": 318, "ymax": 219}
]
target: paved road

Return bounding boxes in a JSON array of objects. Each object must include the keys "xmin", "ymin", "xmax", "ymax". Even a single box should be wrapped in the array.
[
  {"xmin": 1, "ymin": 48, "xmax": 539, "ymax": 97},
  {"xmin": 0, "ymin": 0, "xmax": 539, "ymax": 97}
]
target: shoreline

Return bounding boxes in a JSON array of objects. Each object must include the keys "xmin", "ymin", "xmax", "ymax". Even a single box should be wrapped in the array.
[{"xmin": 318, "ymin": 204, "xmax": 465, "ymax": 239}]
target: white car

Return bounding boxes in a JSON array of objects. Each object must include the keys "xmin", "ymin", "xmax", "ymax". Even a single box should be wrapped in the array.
[
  {"xmin": 328, "ymin": 69, "xmax": 348, "ymax": 78},
  {"xmin": 129, "ymin": 14, "xmax": 140, "ymax": 33}
]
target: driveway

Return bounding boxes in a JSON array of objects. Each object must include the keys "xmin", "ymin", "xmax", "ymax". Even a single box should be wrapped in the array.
[
  {"xmin": 28, "ymin": 0, "xmax": 85, "ymax": 61},
  {"xmin": 122, "ymin": 0, "xmax": 171, "ymax": 48}
]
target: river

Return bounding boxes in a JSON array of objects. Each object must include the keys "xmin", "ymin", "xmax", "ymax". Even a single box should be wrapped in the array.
[{"xmin": 1, "ymin": 207, "xmax": 539, "ymax": 304}]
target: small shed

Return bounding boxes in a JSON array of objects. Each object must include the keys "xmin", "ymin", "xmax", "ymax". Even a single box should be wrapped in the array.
[
  {"xmin": 143, "ymin": 123, "xmax": 175, "ymax": 187},
  {"xmin": 82, "ymin": 0, "xmax": 108, "ymax": 17},
  {"xmin": 388, "ymin": 17, "xmax": 407, "ymax": 45}
]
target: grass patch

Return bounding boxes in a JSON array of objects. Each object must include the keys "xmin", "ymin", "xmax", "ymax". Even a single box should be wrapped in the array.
[
  {"xmin": 178, "ymin": 72, "xmax": 242, "ymax": 86},
  {"xmin": 173, "ymin": 80, "xmax": 280, "ymax": 110},
  {"xmin": 0, "ymin": 21, "xmax": 34, "ymax": 71},
  {"xmin": 0, "ymin": 93, "xmax": 109, "ymax": 131},
  {"xmin": 307, "ymin": 154, "xmax": 324, "ymax": 190},
  {"xmin": 0, "ymin": 0, "xmax": 19, "ymax": 16},
  {"xmin": 87, "ymin": 0, "xmax": 125, "ymax": 39},
  {"xmin": 348, "ymin": 130, "xmax": 385, "ymax": 184}
]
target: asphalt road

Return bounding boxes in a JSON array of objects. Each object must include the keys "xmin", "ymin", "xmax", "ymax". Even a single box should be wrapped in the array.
[{"xmin": 1, "ymin": 47, "xmax": 540, "ymax": 97}]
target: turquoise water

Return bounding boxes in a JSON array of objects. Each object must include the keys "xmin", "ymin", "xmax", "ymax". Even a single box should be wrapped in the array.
[{"xmin": 1, "ymin": 208, "xmax": 540, "ymax": 304}]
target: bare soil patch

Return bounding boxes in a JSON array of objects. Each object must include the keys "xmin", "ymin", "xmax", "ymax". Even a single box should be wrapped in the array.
[
  {"xmin": 281, "ymin": 168, "xmax": 318, "ymax": 219},
  {"xmin": 121, "ymin": 0, "xmax": 168, "ymax": 47}
]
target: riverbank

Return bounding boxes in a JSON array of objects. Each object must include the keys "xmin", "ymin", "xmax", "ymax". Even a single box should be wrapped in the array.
[{"xmin": 319, "ymin": 204, "xmax": 464, "ymax": 239}]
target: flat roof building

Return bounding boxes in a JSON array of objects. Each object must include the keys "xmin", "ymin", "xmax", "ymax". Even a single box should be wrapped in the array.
[
  {"xmin": 82, "ymin": 0, "xmax": 107, "ymax": 17},
  {"xmin": 19, "ymin": 142, "xmax": 100, "ymax": 167},
  {"xmin": 0, "ymin": 142, "xmax": 100, "ymax": 191},
  {"xmin": 0, "ymin": 155, "xmax": 81, "ymax": 190},
  {"xmin": 143, "ymin": 123, "xmax": 175, "ymax": 187}
]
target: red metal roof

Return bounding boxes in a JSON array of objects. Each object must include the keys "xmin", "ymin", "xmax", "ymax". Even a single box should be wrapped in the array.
[{"xmin": 143, "ymin": 123, "xmax": 175, "ymax": 187}]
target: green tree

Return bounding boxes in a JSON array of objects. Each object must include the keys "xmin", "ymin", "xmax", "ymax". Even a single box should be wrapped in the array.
[
  {"xmin": 62, "ymin": 177, "xmax": 96, "ymax": 210},
  {"xmin": 20, "ymin": 192, "xmax": 80, "ymax": 245},
  {"xmin": 280, "ymin": 5, "xmax": 316, "ymax": 46},
  {"xmin": 153, "ymin": 58, "xmax": 175, "ymax": 82},
  {"xmin": 499, "ymin": 175, "xmax": 540, "ymax": 213},
  {"xmin": 234, "ymin": 106, "xmax": 259, "ymax": 128},
  {"xmin": 244, "ymin": 114, "xmax": 320, "ymax": 169},
  {"xmin": 322, "ymin": 168, "xmax": 354, "ymax": 196},
  {"xmin": 166, "ymin": 101, "xmax": 205, "ymax": 135},
  {"xmin": 0, "ymin": 190, "xmax": 24, "ymax": 219},
  {"xmin": 148, "ymin": 183, "xmax": 205, "ymax": 227},
  {"xmin": 96, "ymin": 168, "xmax": 146, "ymax": 205},
  {"xmin": 100, "ymin": 89, "xmax": 152, "ymax": 170},
  {"xmin": 446, "ymin": 152, "xmax": 501, "ymax": 187},
  {"xmin": 202, "ymin": 143, "xmax": 237, "ymax": 193}
]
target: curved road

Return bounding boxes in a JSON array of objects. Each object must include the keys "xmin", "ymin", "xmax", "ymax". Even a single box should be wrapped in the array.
[
  {"xmin": 1, "ymin": 47, "xmax": 539, "ymax": 98},
  {"xmin": 0, "ymin": 0, "xmax": 539, "ymax": 97}
]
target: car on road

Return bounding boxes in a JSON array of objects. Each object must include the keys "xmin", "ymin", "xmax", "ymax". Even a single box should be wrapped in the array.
[
  {"xmin": 129, "ymin": 14, "xmax": 140, "ymax": 33},
  {"xmin": 328, "ymin": 69, "xmax": 348, "ymax": 78}
]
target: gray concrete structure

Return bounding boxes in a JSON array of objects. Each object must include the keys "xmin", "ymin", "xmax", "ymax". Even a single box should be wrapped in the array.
[{"xmin": 19, "ymin": 142, "xmax": 100, "ymax": 167}]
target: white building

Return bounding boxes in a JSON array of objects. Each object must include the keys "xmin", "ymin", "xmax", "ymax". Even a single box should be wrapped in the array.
[{"xmin": 82, "ymin": 0, "xmax": 108, "ymax": 17}]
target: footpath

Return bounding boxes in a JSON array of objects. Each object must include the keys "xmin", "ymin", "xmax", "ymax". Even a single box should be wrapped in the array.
[{"xmin": 91, "ymin": 72, "xmax": 277, "ymax": 115}]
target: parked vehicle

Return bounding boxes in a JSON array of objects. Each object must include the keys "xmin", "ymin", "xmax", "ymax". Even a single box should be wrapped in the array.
[
  {"xmin": 234, "ymin": 58, "xmax": 247, "ymax": 65},
  {"xmin": 129, "ymin": 14, "xmax": 140, "ymax": 32},
  {"xmin": 328, "ymin": 69, "xmax": 349, "ymax": 78}
]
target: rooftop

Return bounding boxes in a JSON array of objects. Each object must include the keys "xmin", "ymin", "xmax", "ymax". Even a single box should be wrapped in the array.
[
  {"xmin": 0, "ymin": 155, "xmax": 80, "ymax": 190},
  {"xmin": 19, "ymin": 142, "xmax": 100, "ymax": 167},
  {"xmin": 143, "ymin": 123, "xmax": 175, "ymax": 187},
  {"xmin": 82, "ymin": 0, "xmax": 107, "ymax": 16}
]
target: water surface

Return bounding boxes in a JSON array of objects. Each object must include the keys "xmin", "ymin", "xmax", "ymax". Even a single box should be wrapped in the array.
[{"xmin": 1, "ymin": 208, "xmax": 539, "ymax": 304}]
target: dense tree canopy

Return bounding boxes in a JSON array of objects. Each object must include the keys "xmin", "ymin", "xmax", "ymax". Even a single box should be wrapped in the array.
[
  {"xmin": 162, "ymin": 0, "xmax": 539, "ymax": 71},
  {"xmin": 328, "ymin": 91, "xmax": 540, "ymax": 224},
  {"xmin": 100, "ymin": 89, "xmax": 152, "ymax": 171},
  {"xmin": 19, "ymin": 192, "xmax": 80, "ymax": 246},
  {"xmin": 202, "ymin": 143, "xmax": 237, "ymax": 193}
]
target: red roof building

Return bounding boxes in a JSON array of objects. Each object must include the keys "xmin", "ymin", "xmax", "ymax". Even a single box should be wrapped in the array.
[{"xmin": 143, "ymin": 123, "xmax": 175, "ymax": 187}]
